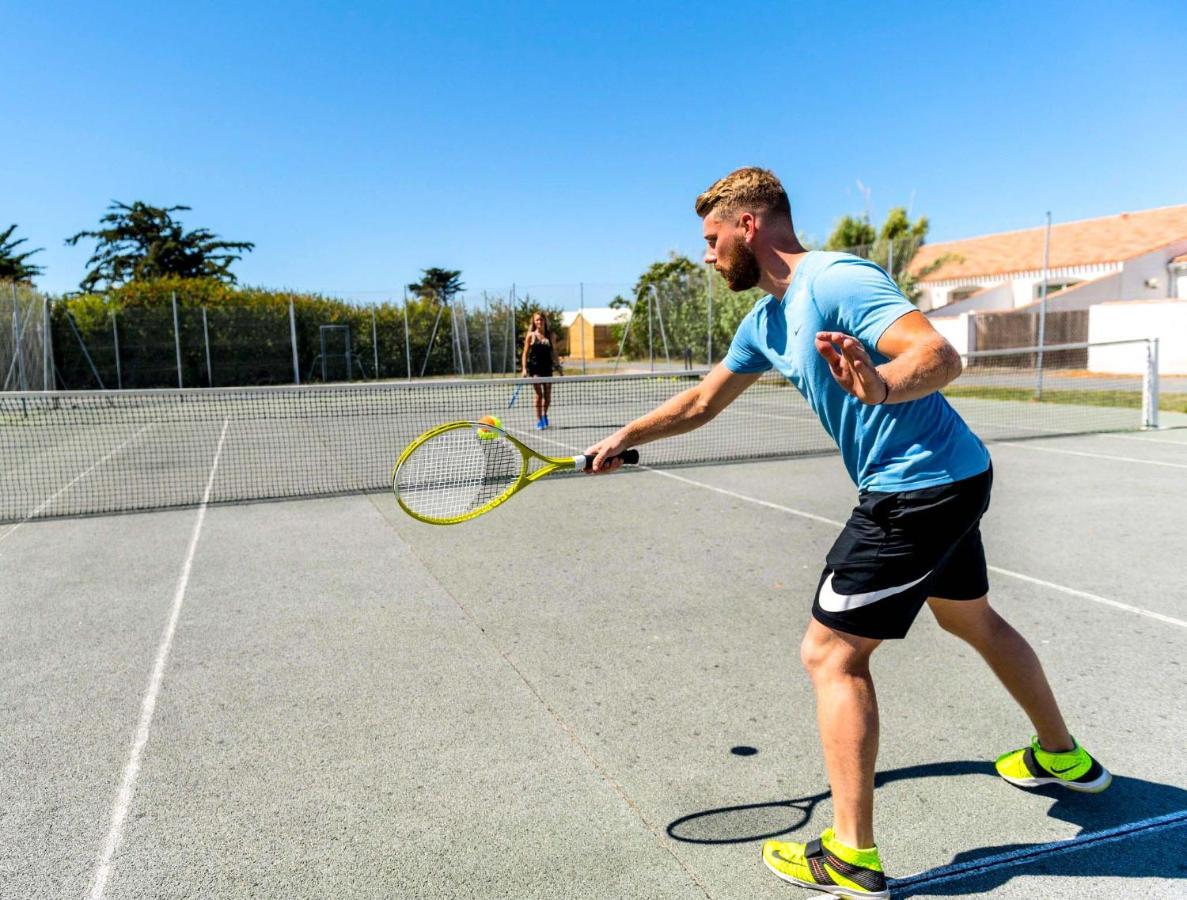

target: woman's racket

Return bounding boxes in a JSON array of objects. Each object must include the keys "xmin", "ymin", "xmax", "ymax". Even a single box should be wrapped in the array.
[{"xmin": 392, "ymin": 421, "xmax": 639, "ymax": 525}]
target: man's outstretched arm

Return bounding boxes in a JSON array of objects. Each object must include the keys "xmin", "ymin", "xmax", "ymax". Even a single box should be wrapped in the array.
[{"xmin": 584, "ymin": 364, "xmax": 761, "ymax": 471}]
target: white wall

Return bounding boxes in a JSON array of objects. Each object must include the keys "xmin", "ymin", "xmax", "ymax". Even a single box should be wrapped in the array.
[
  {"xmin": 929, "ymin": 313, "xmax": 974, "ymax": 356},
  {"xmin": 1175, "ymin": 268, "xmax": 1187, "ymax": 299},
  {"xmin": 1088, "ymin": 300, "xmax": 1187, "ymax": 375}
]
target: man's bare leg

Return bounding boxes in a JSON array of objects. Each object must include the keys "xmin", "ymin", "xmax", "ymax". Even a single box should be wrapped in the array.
[
  {"xmin": 928, "ymin": 596, "xmax": 1073, "ymax": 752},
  {"xmin": 800, "ymin": 619, "xmax": 882, "ymax": 849}
]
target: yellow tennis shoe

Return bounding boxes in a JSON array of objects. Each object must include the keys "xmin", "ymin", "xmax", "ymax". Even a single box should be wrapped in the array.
[
  {"xmin": 995, "ymin": 736, "xmax": 1112, "ymax": 793},
  {"xmin": 762, "ymin": 827, "xmax": 889, "ymax": 898}
]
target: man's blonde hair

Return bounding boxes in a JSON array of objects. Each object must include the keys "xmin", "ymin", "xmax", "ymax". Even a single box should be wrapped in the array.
[{"xmin": 695, "ymin": 167, "xmax": 791, "ymax": 222}]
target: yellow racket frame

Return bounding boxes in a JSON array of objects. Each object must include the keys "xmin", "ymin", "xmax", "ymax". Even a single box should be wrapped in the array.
[{"xmin": 391, "ymin": 421, "xmax": 587, "ymax": 526}]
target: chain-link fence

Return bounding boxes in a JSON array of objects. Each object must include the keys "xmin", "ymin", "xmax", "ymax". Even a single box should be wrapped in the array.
[
  {"xmin": 10, "ymin": 238, "xmax": 937, "ymax": 392},
  {"xmin": 1, "ymin": 282, "xmax": 52, "ymax": 391}
]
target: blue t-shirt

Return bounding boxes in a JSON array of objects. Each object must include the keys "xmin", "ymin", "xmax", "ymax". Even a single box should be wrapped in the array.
[{"xmin": 724, "ymin": 251, "xmax": 990, "ymax": 492}]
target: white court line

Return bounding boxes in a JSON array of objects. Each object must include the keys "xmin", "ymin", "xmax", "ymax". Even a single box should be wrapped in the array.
[
  {"xmin": 87, "ymin": 418, "xmax": 229, "ymax": 900},
  {"xmin": 519, "ymin": 428, "xmax": 1186, "ymax": 630},
  {"xmin": 647, "ymin": 470, "xmax": 1187, "ymax": 630},
  {"xmin": 890, "ymin": 809, "xmax": 1187, "ymax": 892},
  {"xmin": 0, "ymin": 424, "xmax": 156, "ymax": 547},
  {"xmin": 994, "ymin": 441, "xmax": 1187, "ymax": 469},
  {"xmin": 1097, "ymin": 431, "xmax": 1187, "ymax": 447}
]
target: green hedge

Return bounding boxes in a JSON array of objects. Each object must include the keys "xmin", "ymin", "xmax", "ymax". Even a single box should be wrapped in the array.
[{"xmin": 50, "ymin": 278, "xmax": 554, "ymax": 389}]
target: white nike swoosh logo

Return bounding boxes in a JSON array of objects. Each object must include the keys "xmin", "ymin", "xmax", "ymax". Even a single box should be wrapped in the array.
[{"xmin": 818, "ymin": 570, "xmax": 932, "ymax": 613}]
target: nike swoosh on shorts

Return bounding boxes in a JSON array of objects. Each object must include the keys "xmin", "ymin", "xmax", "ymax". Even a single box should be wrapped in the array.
[{"xmin": 818, "ymin": 570, "xmax": 933, "ymax": 613}]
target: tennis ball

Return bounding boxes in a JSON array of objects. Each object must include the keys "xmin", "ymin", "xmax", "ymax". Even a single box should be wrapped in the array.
[{"xmin": 476, "ymin": 415, "xmax": 503, "ymax": 440}]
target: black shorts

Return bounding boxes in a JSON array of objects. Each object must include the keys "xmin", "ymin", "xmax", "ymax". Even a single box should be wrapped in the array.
[{"xmin": 812, "ymin": 466, "xmax": 993, "ymax": 640}]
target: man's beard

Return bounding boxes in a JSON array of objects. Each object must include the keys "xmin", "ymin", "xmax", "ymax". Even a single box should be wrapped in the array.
[{"xmin": 720, "ymin": 241, "xmax": 761, "ymax": 291}]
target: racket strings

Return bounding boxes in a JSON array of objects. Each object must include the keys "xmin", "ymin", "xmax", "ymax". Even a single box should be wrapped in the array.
[{"xmin": 396, "ymin": 427, "xmax": 523, "ymax": 520}]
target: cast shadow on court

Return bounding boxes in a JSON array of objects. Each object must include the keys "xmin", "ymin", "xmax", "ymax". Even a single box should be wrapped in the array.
[{"xmin": 665, "ymin": 760, "xmax": 1187, "ymax": 896}]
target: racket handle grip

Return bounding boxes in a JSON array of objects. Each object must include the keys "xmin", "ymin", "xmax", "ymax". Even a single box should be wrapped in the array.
[{"xmin": 580, "ymin": 449, "xmax": 640, "ymax": 471}]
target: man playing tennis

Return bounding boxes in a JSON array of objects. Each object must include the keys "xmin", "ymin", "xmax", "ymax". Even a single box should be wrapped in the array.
[{"xmin": 585, "ymin": 167, "xmax": 1110, "ymax": 897}]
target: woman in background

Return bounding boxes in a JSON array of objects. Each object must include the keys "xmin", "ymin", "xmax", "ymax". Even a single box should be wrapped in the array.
[{"xmin": 521, "ymin": 311, "xmax": 562, "ymax": 428}]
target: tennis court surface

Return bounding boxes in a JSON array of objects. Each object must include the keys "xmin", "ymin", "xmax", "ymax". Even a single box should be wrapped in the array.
[{"xmin": 3, "ymin": 365, "xmax": 1186, "ymax": 898}]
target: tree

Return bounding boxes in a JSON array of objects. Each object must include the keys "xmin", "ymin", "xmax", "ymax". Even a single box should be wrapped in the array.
[
  {"xmin": 0, "ymin": 224, "xmax": 44, "ymax": 282},
  {"xmin": 610, "ymin": 253, "xmax": 763, "ymax": 363},
  {"xmin": 824, "ymin": 206, "xmax": 951, "ymax": 304},
  {"xmin": 67, "ymin": 201, "xmax": 254, "ymax": 292},
  {"xmin": 407, "ymin": 268, "xmax": 465, "ymax": 303}
]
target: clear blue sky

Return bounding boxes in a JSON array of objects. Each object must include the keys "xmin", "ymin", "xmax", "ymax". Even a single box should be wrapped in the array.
[{"xmin": 4, "ymin": 0, "xmax": 1184, "ymax": 306}]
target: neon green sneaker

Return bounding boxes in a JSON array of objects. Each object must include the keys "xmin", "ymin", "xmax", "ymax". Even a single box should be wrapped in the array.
[
  {"xmin": 762, "ymin": 827, "xmax": 889, "ymax": 898},
  {"xmin": 995, "ymin": 736, "xmax": 1112, "ymax": 793}
]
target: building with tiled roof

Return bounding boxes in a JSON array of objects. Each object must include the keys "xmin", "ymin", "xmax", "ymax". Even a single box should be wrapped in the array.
[{"xmin": 912, "ymin": 205, "xmax": 1187, "ymax": 315}]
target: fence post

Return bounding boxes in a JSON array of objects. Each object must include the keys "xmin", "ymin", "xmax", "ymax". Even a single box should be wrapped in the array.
[
  {"xmin": 482, "ymin": 292, "xmax": 493, "ymax": 374},
  {"xmin": 579, "ymin": 282, "xmax": 587, "ymax": 374},
  {"xmin": 1035, "ymin": 211, "xmax": 1051, "ymax": 400},
  {"xmin": 11, "ymin": 283, "xmax": 26, "ymax": 391},
  {"xmin": 403, "ymin": 290, "xmax": 412, "ymax": 380},
  {"xmin": 289, "ymin": 296, "xmax": 300, "ymax": 384},
  {"xmin": 1144, "ymin": 338, "xmax": 1160, "ymax": 430},
  {"xmin": 111, "ymin": 311, "xmax": 123, "ymax": 390},
  {"xmin": 202, "ymin": 307, "xmax": 213, "ymax": 387},
  {"xmin": 171, "ymin": 291, "xmax": 183, "ymax": 388},
  {"xmin": 707, "ymin": 265, "xmax": 714, "ymax": 363},
  {"xmin": 648, "ymin": 287, "xmax": 654, "ymax": 372},
  {"xmin": 371, "ymin": 307, "xmax": 379, "ymax": 380},
  {"xmin": 652, "ymin": 285, "xmax": 671, "ymax": 367}
]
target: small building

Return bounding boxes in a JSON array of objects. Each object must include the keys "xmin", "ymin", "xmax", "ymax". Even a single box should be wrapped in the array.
[{"xmin": 562, "ymin": 307, "xmax": 631, "ymax": 360}]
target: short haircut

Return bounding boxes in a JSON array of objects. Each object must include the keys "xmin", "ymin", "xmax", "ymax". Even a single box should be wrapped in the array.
[{"xmin": 695, "ymin": 167, "xmax": 792, "ymax": 223}]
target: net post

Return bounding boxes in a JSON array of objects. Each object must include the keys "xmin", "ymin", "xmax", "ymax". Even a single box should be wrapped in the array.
[
  {"xmin": 112, "ymin": 310, "xmax": 123, "ymax": 389},
  {"xmin": 172, "ymin": 290, "xmax": 183, "ymax": 389},
  {"xmin": 403, "ymin": 288, "xmax": 412, "ymax": 380},
  {"xmin": 371, "ymin": 306, "xmax": 379, "ymax": 380},
  {"xmin": 202, "ymin": 306, "xmax": 213, "ymax": 387},
  {"xmin": 1144, "ymin": 338, "xmax": 1160, "ymax": 429},
  {"xmin": 289, "ymin": 296, "xmax": 300, "ymax": 384}
]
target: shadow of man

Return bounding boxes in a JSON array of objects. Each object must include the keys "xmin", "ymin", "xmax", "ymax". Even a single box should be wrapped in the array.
[{"xmin": 666, "ymin": 760, "xmax": 1187, "ymax": 896}]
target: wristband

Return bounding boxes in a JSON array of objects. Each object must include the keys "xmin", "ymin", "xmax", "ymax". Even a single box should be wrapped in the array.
[{"xmin": 877, "ymin": 374, "xmax": 891, "ymax": 405}]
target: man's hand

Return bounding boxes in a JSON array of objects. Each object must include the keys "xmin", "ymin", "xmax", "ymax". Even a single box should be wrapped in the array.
[
  {"xmin": 583, "ymin": 430, "xmax": 631, "ymax": 474},
  {"xmin": 814, "ymin": 331, "xmax": 889, "ymax": 405}
]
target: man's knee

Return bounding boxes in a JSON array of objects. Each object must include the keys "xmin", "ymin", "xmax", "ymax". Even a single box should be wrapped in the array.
[{"xmin": 800, "ymin": 622, "xmax": 877, "ymax": 680}]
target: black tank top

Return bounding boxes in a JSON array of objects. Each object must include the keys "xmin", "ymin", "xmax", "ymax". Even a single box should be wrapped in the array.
[{"xmin": 528, "ymin": 335, "xmax": 552, "ymax": 373}]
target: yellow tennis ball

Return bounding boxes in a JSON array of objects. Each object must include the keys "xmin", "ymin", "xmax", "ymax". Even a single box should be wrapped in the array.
[{"xmin": 476, "ymin": 415, "xmax": 503, "ymax": 440}]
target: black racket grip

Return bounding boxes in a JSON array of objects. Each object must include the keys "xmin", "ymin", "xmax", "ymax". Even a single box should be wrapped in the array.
[{"xmin": 582, "ymin": 449, "xmax": 640, "ymax": 471}]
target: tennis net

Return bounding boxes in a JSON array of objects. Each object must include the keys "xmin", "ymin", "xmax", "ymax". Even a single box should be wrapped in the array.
[{"xmin": 1, "ymin": 339, "xmax": 1159, "ymax": 522}]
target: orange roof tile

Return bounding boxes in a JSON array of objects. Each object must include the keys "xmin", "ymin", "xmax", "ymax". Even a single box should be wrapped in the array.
[{"xmin": 910, "ymin": 205, "xmax": 1187, "ymax": 282}]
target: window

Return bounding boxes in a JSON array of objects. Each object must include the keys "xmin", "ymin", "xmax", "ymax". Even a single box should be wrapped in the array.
[
  {"xmin": 1034, "ymin": 280, "xmax": 1080, "ymax": 299},
  {"xmin": 948, "ymin": 286, "xmax": 983, "ymax": 305}
]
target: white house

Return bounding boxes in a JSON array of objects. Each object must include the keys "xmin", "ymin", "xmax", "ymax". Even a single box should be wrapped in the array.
[
  {"xmin": 915, "ymin": 205, "xmax": 1187, "ymax": 373},
  {"xmin": 912, "ymin": 204, "xmax": 1187, "ymax": 315}
]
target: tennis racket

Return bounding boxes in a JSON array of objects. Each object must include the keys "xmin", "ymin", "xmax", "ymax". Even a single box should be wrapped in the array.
[
  {"xmin": 392, "ymin": 421, "xmax": 639, "ymax": 525},
  {"xmin": 507, "ymin": 383, "xmax": 522, "ymax": 408}
]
